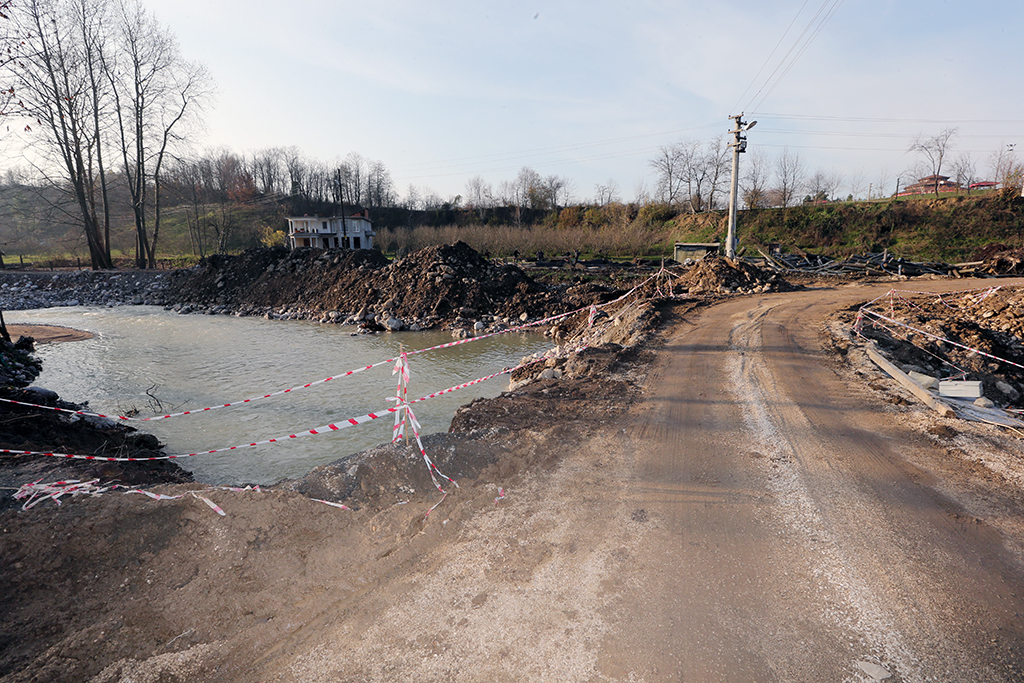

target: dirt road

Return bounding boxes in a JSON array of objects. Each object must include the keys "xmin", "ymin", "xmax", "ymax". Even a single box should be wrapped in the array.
[
  {"xmin": 607, "ymin": 285, "xmax": 1024, "ymax": 682},
  {"xmin": 5, "ymin": 282, "xmax": 1024, "ymax": 682},
  {"xmin": 247, "ymin": 282, "xmax": 1024, "ymax": 682}
]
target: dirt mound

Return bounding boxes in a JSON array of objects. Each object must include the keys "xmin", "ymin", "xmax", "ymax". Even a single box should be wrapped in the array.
[
  {"xmin": 167, "ymin": 242, "xmax": 608, "ymax": 330},
  {"xmin": 675, "ymin": 256, "xmax": 799, "ymax": 295},
  {"xmin": 971, "ymin": 244, "xmax": 1024, "ymax": 275},
  {"xmin": 854, "ymin": 286, "xmax": 1024, "ymax": 407}
]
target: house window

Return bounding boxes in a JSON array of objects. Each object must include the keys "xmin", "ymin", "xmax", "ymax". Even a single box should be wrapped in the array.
[
  {"xmin": 353, "ymin": 236, "xmax": 361, "ymax": 249},
  {"xmin": 322, "ymin": 221, "xmax": 328, "ymax": 232}
]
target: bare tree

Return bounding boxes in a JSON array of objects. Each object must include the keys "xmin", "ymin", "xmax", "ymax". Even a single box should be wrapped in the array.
[
  {"xmin": 594, "ymin": 179, "xmax": 620, "ymax": 205},
  {"xmin": 805, "ymin": 168, "xmax": 842, "ymax": 202},
  {"xmin": 168, "ymin": 155, "xmax": 209, "ymax": 257},
  {"xmin": 341, "ymin": 151, "xmax": 365, "ymax": 206},
  {"xmin": 740, "ymin": 149, "xmax": 771, "ymax": 209},
  {"xmin": 251, "ymin": 147, "xmax": 285, "ymax": 196},
  {"xmin": 463, "ymin": 175, "xmax": 493, "ymax": 219},
  {"xmin": 990, "ymin": 145, "xmax": 1023, "ymax": 191},
  {"xmin": 107, "ymin": 0, "xmax": 210, "ymax": 268},
  {"xmin": 873, "ymin": 167, "xmax": 891, "ymax": 199},
  {"xmin": 846, "ymin": 169, "xmax": 866, "ymax": 201},
  {"xmin": 773, "ymin": 148, "xmax": 805, "ymax": 208},
  {"xmin": 541, "ymin": 174, "xmax": 567, "ymax": 211},
  {"xmin": 632, "ymin": 177, "xmax": 651, "ymax": 205},
  {"xmin": 908, "ymin": 128, "xmax": 957, "ymax": 196},
  {"xmin": 364, "ymin": 158, "xmax": 394, "ymax": 208},
  {"xmin": 702, "ymin": 137, "xmax": 731, "ymax": 211},
  {"xmin": 403, "ymin": 184, "xmax": 422, "ymax": 211},
  {"xmin": 656, "ymin": 137, "xmax": 730, "ymax": 213},
  {"xmin": 950, "ymin": 152, "xmax": 977, "ymax": 194},
  {"xmin": 650, "ymin": 142, "xmax": 688, "ymax": 204},
  {"xmin": 6, "ymin": 0, "xmax": 113, "ymax": 268}
]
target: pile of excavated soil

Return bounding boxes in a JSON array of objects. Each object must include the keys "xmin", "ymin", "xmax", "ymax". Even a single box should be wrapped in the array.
[
  {"xmin": 167, "ymin": 242, "xmax": 620, "ymax": 332},
  {"xmin": 843, "ymin": 285, "xmax": 1024, "ymax": 408},
  {"xmin": 973, "ymin": 244, "xmax": 1024, "ymax": 276},
  {"xmin": 673, "ymin": 256, "xmax": 800, "ymax": 295}
]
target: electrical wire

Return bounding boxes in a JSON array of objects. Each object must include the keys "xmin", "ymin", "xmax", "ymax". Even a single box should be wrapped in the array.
[
  {"xmin": 746, "ymin": 0, "xmax": 845, "ymax": 113},
  {"xmin": 392, "ymin": 120, "xmax": 725, "ymax": 174},
  {"xmin": 730, "ymin": 0, "xmax": 812, "ymax": 114}
]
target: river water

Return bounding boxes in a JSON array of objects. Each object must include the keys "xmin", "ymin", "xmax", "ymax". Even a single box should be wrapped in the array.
[{"xmin": 11, "ymin": 306, "xmax": 553, "ymax": 485}]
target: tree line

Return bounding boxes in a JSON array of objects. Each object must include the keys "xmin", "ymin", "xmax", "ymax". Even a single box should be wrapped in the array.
[
  {"xmin": 3, "ymin": 0, "xmax": 211, "ymax": 269},
  {"xmin": 3, "ymin": 1, "xmax": 1022, "ymax": 268},
  {"xmin": 645, "ymin": 131, "xmax": 1024, "ymax": 214}
]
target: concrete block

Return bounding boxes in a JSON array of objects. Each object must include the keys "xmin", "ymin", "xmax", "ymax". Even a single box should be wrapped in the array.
[{"xmin": 938, "ymin": 380, "xmax": 982, "ymax": 398}]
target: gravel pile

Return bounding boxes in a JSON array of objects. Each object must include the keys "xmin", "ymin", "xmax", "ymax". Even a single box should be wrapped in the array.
[{"xmin": 0, "ymin": 271, "xmax": 171, "ymax": 310}]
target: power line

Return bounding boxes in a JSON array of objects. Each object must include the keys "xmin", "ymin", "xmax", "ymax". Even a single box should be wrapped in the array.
[
  {"xmin": 391, "ymin": 120, "xmax": 724, "ymax": 174},
  {"xmin": 756, "ymin": 128, "xmax": 1018, "ymax": 140},
  {"xmin": 748, "ymin": 0, "xmax": 844, "ymax": 112},
  {"xmin": 735, "ymin": 0, "xmax": 845, "ymax": 114},
  {"xmin": 731, "ymin": 0, "xmax": 812, "ymax": 114},
  {"xmin": 751, "ymin": 113, "xmax": 1024, "ymax": 125}
]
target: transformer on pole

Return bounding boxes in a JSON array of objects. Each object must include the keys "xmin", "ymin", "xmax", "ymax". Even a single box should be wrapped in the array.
[{"xmin": 725, "ymin": 114, "xmax": 756, "ymax": 258}]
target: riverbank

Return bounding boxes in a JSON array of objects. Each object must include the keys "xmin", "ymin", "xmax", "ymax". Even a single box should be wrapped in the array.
[
  {"xmin": 6, "ymin": 324, "xmax": 93, "ymax": 343},
  {"xmin": 0, "ymin": 266, "xmax": 676, "ymax": 681}
]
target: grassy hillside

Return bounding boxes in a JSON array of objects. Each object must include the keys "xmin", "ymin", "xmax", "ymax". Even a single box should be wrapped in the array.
[
  {"xmin": 5, "ymin": 188, "xmax": 1023, "ymax": 267},
  {"xmin": 671, "ymin": 191, "xmax": 1024, "ymax": 263}
]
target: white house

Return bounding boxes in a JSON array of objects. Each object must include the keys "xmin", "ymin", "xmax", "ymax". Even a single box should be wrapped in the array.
[{"xmin": 286, "ymin": 212, "xmax": 375, "ymax": 250}]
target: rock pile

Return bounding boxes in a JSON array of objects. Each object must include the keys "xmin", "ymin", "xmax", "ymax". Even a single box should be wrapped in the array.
[
  {"xmin": 857, "ymin": 286, "xmax": 1024, "ymax": 407},
  {"xmin": 0, "ymin": 270, "xmax": 171, "ymax": 310},
  {"xmin": 0, "ymin": 336, "xmax": 42, "ymax": 387},
  {"xmin": 673, "ymin": 256, "xmax": 797, "ymax": 295}
]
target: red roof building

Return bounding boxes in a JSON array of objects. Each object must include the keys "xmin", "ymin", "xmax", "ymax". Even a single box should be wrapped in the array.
[{"xmin": 899, "ymin": 174, "xmax": 959, "ymax": 196}]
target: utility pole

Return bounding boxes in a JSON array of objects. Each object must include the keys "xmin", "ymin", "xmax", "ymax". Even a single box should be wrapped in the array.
[{"xmin": 725, "ymin": 114, "xmax": 756, "ymax": 258}]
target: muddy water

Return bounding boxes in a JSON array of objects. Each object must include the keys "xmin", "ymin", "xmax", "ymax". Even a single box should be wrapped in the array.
[{"xmin": 12, "ymin": 306, "xmax": 552, "ymax": 485}]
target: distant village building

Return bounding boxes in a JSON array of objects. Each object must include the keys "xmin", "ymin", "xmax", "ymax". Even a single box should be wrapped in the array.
[
  {"xmin": 286, "ymin": 211, "xmax": 375, "ymax": 250},
  {"xmin": 899, "ymin": 174, "xmax": 960, "ymax": 195},
  {"xmin": 897, "ymin": 174, "xmax": 999, "ymax": 196},
  {"xmin": 969, "ymin": 181, "xmax": 998, "ymax": 191}
]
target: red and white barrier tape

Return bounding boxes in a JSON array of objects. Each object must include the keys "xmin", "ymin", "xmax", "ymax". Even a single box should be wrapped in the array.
[
  {"xmin": 12, "ymin": 480, "xmax": 266, "ymax": 513},
  {"xmin": 0, "ymin": 274, "xmax": 655, "ymax": 421},
  {"xmin": 857, "ymin": 308, "xmax": 1024, "ymax": 372},
  {"xmin": 0, "ymin": 355, "xmax": 555, "ymax": 463}
]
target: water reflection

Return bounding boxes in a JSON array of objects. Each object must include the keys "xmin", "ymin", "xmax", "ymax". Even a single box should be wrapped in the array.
[{"xmin": 13, "ymin": 306, "xmax": 552, "ymax": 485}]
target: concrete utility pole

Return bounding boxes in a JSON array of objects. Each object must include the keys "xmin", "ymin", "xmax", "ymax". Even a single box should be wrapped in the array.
[{"xmin": 725, "ymin": 114, "xmax": 756, "ymax": 258}]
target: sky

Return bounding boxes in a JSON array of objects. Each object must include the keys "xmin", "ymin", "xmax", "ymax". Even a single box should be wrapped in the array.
[{"xmin": 144, "ymin": 0, "xmax": 1024, "ymax": 203}]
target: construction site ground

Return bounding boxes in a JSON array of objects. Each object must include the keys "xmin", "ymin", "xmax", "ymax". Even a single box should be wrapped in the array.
[{"xmin": 3, "ymin": 276, "xmax": 1024, "ymax": 682}]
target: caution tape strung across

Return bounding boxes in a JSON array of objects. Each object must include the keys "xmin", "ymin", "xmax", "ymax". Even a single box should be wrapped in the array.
[
  {"xmin": 0, "ymin": 269, "xmax": 664, "ymax": 423},
  {"xmin": 4, "ymin": 269, "xmax": 658, "ymax": 515},
  {"xmin": 0, "ymin": 356, "xmax": 556, "ymax": 462},
  {"xmin": 12, "ymin": 479, "xmax": 265, "ymax": 512},
  {"xmin": 856, "ymin": 307, "xmax": 1024, "ymax": 373}
]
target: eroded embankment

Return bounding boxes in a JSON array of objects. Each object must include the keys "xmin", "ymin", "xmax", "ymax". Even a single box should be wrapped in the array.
[{"xmin": 164, "ymin": 242, "xmax": 621, "ymax": 333}]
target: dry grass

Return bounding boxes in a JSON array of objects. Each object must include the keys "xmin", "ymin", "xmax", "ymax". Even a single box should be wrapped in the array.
[{"xmin": 375, "ymin": 222, "xmax": 682, "ymax": 259}]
